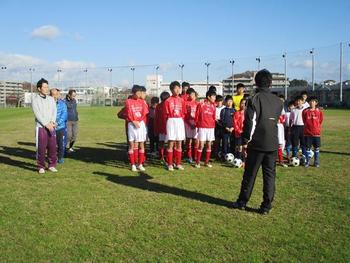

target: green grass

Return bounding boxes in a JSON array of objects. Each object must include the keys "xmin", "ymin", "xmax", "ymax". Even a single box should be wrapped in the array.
[{"xmin": 0, "ymin": 107, "xmax": 349, "ymax": 262}]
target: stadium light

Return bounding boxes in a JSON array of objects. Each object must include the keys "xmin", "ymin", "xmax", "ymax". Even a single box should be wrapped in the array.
[
  {"xmin": 230, "ymin": 60, "xmax": 235, "ymax": 94},
  {"xmin": 57, "ymin": 69, "xmax": 62, "ymax": 89},
  {"xmin": 131, "ymin": 67, "xmax": 135, "ymax": 86},
  {"xmin": 179, "ymin": 64, "xmax": 184, "ymax": 82},
  {"xmin": 205, "ymin": 62, "xmax": 210, "ymax": 91},
  {"xmin": 282, "ymin": 53, "xmax": 287, "ymax": 99},
  {"xmin": 1, "ymin": 66, "xmax": 7, "ymax": 108},
  {"xmin": 310, "ymin": 48, "xmax": 315, "ymax": 91},
  {"xmin": 256, "ymin": 57, "xmax": 261, "ymax": 71},
  {"xmin": 107, "ymin": 68, "xmax": 113, "ymax": 105},
  {"xmin": 156, "ymin": 66, "xmax": 160, "ymax": 96}
]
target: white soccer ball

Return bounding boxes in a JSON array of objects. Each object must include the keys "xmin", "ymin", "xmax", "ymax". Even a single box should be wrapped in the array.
[
  {"xmin": 233, "ymin": 158, "xmax": 243, "ymax": 168},
  {"xmin": 291, "ymin": 157, "xmax": 300, "ymax": 167},
  {"xmin": 309, "ymin": 150, "xmax": 314, "ymax": 159},
  {"xmin": 225, "ymin": 153, "xmax": 234, "ymax": 163}
]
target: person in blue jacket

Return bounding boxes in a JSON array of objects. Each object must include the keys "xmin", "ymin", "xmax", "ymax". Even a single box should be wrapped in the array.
[{"xmin": 50, "ymin": 88, "xmax": 68, "ymax": 163}]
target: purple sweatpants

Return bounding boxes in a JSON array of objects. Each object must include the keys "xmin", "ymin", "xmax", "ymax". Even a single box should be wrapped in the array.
[{"xmin": 36, "ymin": 127, "xmax": 57, "ymax": 170}]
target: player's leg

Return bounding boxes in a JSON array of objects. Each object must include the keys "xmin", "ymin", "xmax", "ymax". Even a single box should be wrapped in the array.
[
  {"xmin": 204, "ymin": 140, "xmax": 212, "ymax": 167},
  {"xmin": 174, "ymin": 140, "xmax": 184, "ymax": 170}
]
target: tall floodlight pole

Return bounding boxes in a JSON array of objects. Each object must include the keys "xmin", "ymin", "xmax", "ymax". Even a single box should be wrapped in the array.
[
  {"xmin": 83, "ymin": 69, "xmax": 88, "ymax": 105},
  {"xmin": 205, "ymin": 62, "xmax": 210, "ymax": 91},
  {"xmin": 229, "ymin": 60, "xmax": 235, "ymax": 94},
  {"xmin": 282, "ymin": 52, "xmax": 288, "ymax": 99},
  {"xmin": 108, "ymin": 68, "xmax": 113, "ymax": 106},
  {"xmin": 339, "ymin": 42, "xmax": 343, "ymax": 103},
  {"xmin": 310, "ymin": 48, "xmax": 315, "ymax": 91},
  {"xmin": 57, "ymin": 69, "xmax": 62, "ymax": 89},
  {"xmin": 131, "ymin": 67, "xmax": 135, "ymax": 86},
  {"xmin": 1, "ymin": 66, "xmax": 7, "ymax": 108},
  {"xmin": 156, "ymin": 65, "xmax": 160, "ymax": 97},
  {"xmin": 179, "ymin": 64, "xmax": 184, "ymax": 82},
  {"xmin": 256, "ymin": 57, "xmax": 261, "ymax": 71}
]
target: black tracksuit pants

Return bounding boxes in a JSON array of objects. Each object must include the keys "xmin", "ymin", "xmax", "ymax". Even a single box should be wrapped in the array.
[{"xmin": 237, "ymin": 148, "xmax": 277, "ymax": 210}]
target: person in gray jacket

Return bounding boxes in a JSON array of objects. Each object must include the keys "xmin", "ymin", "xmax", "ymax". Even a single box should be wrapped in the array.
[
  {"xmin": 31, "ymin": 78, "xmax": 58, "ymax": 174},
  {"xmin": 65, "ymin": 89, "xmax": 79, "ymax": 153}
]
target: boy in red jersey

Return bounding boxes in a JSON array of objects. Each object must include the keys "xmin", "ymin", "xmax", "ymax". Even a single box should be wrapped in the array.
[
  {"xmin": 184, "ymin": 88, "xmax": 199, "ymax": 163},
  {"xmin": 164, "ymin": 81, "xmax": 186, "ymax": 171},
  {"xmin": 302, "ymin": 97, "xmax": 323, "ymax": 167},
  {"xmin": 125, "ymin": 85, "xmax": 149, "ymax": 172},
  {"xmin": 194, "ymin": 90, "xmax": 216, "ymax": 168},
  {"xmin": 154, "ymin": 91, "xmax": 170, "ymax": 163},
  {"xmin": 181, "ymin": 82, "xmax": 190, "ymax": 101},
  {"xmin": 233, "ymin": 98, "xmax": 246, "ymax": 165}
]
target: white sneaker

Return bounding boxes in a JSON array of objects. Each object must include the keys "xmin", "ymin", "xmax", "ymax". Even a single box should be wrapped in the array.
[
  {"xmin": 194, "ymin": 163, "xmax": 201, "ymax": 168},
  {"xmin": 138, "ymin": 165, "xmax": 146, "ymax": 171},
  {"xmin": 131, "ymin": 165, "xmax": 137, "ymax": 172},
  {"xmin": 68, "ymin": 148, "xmax": 75, "ymax": 153},
  {"xmin": 38, "ymin": 168, "xmax": 45, "ymax": 174},
  {"xmin": 205, "ymin": 163, "xmax": 213, "ymax": 168},
  {"xmin": 48, "ymin": 167, "xmax": 58, "ymax": 172},
  {"xmin": 175, "ymin": 164, "xmax": 184, "ymax": 170},
  {"xmin": 167, "ymin": 165, "xmax": 174, "ymax": 171}
]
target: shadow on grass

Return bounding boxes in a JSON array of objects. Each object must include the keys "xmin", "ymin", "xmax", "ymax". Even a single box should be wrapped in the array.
[
  {"xmin": 0, "ymin": 155, "xmax": 37, "ymax": 172},
  {"xmin": 320, "ymin": 150, "xmax": 350, "ymax": 156},
  {"xmin": 94, "ymin": 171, "xmax": 234, "ymax": 208}
]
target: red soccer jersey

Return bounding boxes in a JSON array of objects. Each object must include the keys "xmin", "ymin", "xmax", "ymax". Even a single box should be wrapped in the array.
[
  {"xmin": 233, "ymin": 110, "xmax": 245, "ymax": 138},
  {"xmin": 195, "ymin": 101, "xmax": 216, "ymax": 128},
  {"xmin": 185, "ymin": 100, "xmax": 199, "ymax": 125},
  {"xmin": 125, "ymin": 97, "xmax": 149, "ymax": 122},
  {"xmin": 180, "ymin": 93, "xmax": 189, "ymax": 102},
  {"xmin": 154, "ymin": 102, "xmax": 167, "ymax": 135},
  {"xmin": 302, "ymin": 108, "xmax": 323, "ymax": 136},
  {"xmin": 164, "ymin": 95, "xmax": 186, "ymax": 119}
]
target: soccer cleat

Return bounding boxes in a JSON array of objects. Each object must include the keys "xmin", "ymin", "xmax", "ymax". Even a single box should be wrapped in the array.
[
  {"xmin": 167, "ymin": 165, "xmax": 174, "ymax": 171},
  {"xmin": 194, "ymin": 163, "xmax": 201, "ymax": 168},
  {"xmin": 314, "ymin": 163, "xmax": 320, "ymax": 168},
  {"xmin": 304, "ymin": 162, "xmax": 310, "ymax": 168},
  {"xmin": 175, "ymin": 164, "xmax": 185, "ymax": 170},
  {"xmin": 68, "ymin": 148, "xmax": 75, "ymax": 153},
  {"xmin": 232, "ymin": 201, "xmax": 246, "ymax": 210},
  {"xmin": 259, "ymin": 207, "xmax": 271, "ymax": 215},
  {"xmin": 204, "ymin": 163, "xmax": 213, "ymax": 168},
  {"xmin": 48, "ymin": 167, "xmax": 58, "ymax": 173},
  {"xmin": 131, "ymin": 165, "xmax": 137, "ymax": 172},
  {"xmin": 38, "ymin": 168, "xmax": 45, "ymax": 174},
  {"xmin": 58, "ymin": 158, "xmax": 64, "ymax": 164},
  {"xmin": 138, "ymin": 165, "xmax": 146, "ymax": 171},
  {"xmin": 186, "ymin": 158, "xmax": 193, "ymax": 164}
]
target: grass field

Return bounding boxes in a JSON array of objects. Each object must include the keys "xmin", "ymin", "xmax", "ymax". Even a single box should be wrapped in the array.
[{"xmin": 0, "ymin": 107, "xmax": 349, "ymax": 262}]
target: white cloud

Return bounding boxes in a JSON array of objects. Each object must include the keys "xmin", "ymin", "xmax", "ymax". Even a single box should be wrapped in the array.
[
  {"xmin": 290, "ymin": 59, "xmax": 312, "ymax": 69},
  {"xmin": 0, "ymin": 52, "xmax": 45, "ymax": 68},
  {"xmin": 55, "ymin": 59, "xmax": 96, "ymax": 70},
  {"xmin": 31, "ymin": 25, "xmax": 61, "ymax": 40}
]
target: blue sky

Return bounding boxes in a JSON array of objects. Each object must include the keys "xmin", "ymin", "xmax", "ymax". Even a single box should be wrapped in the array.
[{"xmin": 0, "ymin": 0, "xmax": 349, "ymax": 87}]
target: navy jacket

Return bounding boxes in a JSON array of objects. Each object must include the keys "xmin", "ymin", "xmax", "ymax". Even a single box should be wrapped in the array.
[
  {"xmin": 220, "ymin": 107, "xmax": 235, "ymax": 129},
  {"xmin": 65, "ymin": 98, "xmax": 79, "ymax": 121}
]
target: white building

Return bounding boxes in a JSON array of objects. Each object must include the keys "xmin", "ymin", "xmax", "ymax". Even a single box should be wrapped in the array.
[
  {"xmin": 146, "ymin": 74, "xmax": 223, "ymax": 98},
  {"xmin": 0, "ymin": 81, "xmax": 24, "ymax": 107}
]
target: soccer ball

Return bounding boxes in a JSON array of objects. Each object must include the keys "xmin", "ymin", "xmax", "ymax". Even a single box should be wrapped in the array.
[
  {"xmin": 291, "ymin": 157, "xmax": 300, "ymax": 167},
  {"xmin": 309, "ymin": 150, "xmax": 314, "ymax": 159},
  {"xmin": 225, "ymin": 153, "xmax": 234, "ymax": 163},
  {"xmin": 233, "ymin": 158, "xmax": 243, "ymax": 168}
]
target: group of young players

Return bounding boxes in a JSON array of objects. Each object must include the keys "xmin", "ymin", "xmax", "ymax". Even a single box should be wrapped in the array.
[{"xmin": 118, "ymin": 81, "xmax": 323, "ymax": 172}]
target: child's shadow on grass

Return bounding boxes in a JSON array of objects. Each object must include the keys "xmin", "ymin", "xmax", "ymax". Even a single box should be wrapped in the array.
[
  {"xmin": 93, "ymin": 171, "xmax": 261, "ymax": 214},
  {"xmin": 0, "ymin": 155, "xmax": 37, "ymax": 172}
]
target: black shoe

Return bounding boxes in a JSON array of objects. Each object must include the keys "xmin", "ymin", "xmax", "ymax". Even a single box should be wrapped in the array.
[
  {"xmin": 259, "ymin": 207, "xmax": 271, "ymax": 215},
  {"xmin": 232, "ymin": 201, "xmax": 246, "ymax": 210}
]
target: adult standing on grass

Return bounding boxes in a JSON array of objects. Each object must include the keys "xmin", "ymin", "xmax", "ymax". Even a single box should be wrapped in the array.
[
  {"xmin": 50, "ymin": 88, "xmax": 67, "ymax": 164},
  {"xmin": 31, "ymin": 78, "xmax": 58, "ymax": 174},
  {"xmin": 65, "ymin": 90, "xmax": 79, "ymax": 153},
  {"xmin": 232, "ymin": 69, "xmax": 283, "ymax": 215}
]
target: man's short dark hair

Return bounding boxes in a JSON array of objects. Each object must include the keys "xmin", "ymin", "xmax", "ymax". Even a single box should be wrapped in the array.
[
  {"xmin": 68, "ymin": 89, "xmax": 76, "ymax": 96},
  {"xmin": 186, "ymin": 88, "xmax": 195, "ymax": 95},
  {"xmin": 160, "ymin": 91, "xmax": 170, "ymax": 102},
  {"xmin": 300, "ymin": 91, "xmax": 308, "ymax": 96},
  {"xmin": 170, "ymin": 81, "xmax": 180, "ymax": 91},
  {"xmin": 208, "ymin": 85, "xmax": 217, "ymax": 93},
  {"xmin": 255, "ymin": 69, "xmax": 272, "ymax": 88},
  {"xmin": 151, "ymin": 97, "xmax": 159, "ymax": 104},
  {"xmin": 288, "ymin": 100, "xmax": 295, "ymax": 107},
  {"xmin": 140, "ymin": 86, "xmax": 146, "ymax": 92},
  {"xmin": 225, "ymin": 95, "xmax": 233, "ymax": 101},
  {"xmin": 215, "ymin": 94, "xmax": 223, "ymax": 102},
  {"xmin": 131, "ymin": 85, "xmax": 142, "ymax": 94},
  {"xmin": 236, "ymin": 83, "xmax": 245, "ymax": 89},
  {"xmin": 182, "ymin": 82, "xmax": 190, "ymax": 88},
  {"xmin": 206, "ymin": 90, "xmax": 216, "ymax": 99},
  {"xmin": 37, "ymin": 78, "xmax": 48, "ymax": 89},
  {"xmin": 295, "ymin": 95, "xmax": 303, "ymax": 102},
  {"xmin": 308, "ymin": 96, "xmax": 318, "ymax": 103}
]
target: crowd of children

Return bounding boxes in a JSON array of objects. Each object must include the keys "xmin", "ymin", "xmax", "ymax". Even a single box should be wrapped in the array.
[{"xmin": 119, "ymin": 82, "xmax": 323, "ymax": 172}]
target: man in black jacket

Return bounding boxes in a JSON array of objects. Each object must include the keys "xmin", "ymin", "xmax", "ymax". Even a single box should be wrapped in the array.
[{"xmin": 232, "ymin": 69, "xmax": 283, "ymax": 214}]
